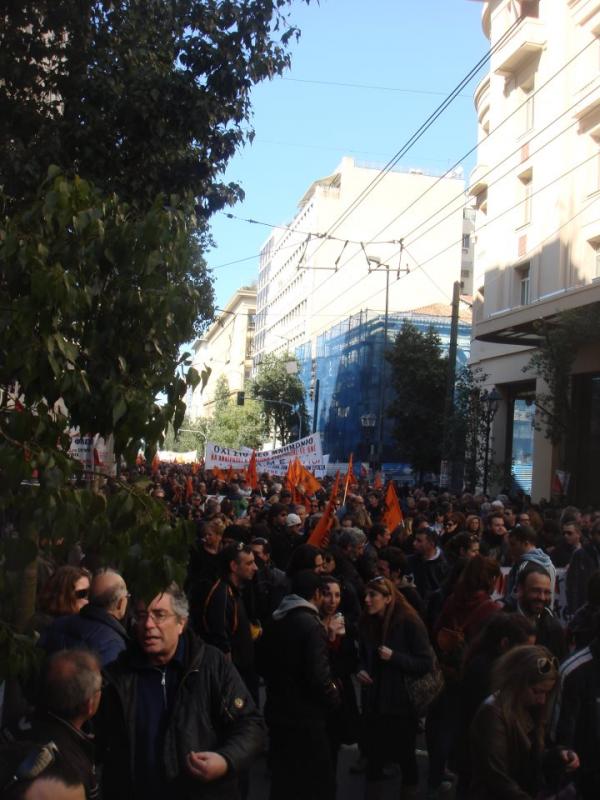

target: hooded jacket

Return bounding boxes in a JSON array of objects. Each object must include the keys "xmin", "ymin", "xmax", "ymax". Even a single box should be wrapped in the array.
[
  {"xmin": 257, "ymin": 594, "xmax": 340, "ymax": 726},
  {"xmin": 95, "ymin": 629, "xmax": 265, "ymax": 800},
  {"xmin": 505, "ymin": 548, "xmax": 557, "ymax": 602}
]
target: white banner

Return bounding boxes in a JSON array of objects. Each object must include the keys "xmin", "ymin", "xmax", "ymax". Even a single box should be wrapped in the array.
[
  {"xmin": 157, "ymin": 450, "xmax": 198, "ymax": 464},
  {"xmin": 492, "ymin": 566, "xmax": 570, "ymax": 626},
  {"xmin": 205, "ymin": 434, "xmax": 324, "ymax": 475}
]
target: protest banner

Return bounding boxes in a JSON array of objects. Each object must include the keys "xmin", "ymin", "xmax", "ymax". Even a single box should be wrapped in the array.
[
  {"xmin": 156, "ymin": 450, "xmax": 198, "ymax": 464},
  {"xmin": 205, "ymin": 434, "xmax": 324, "ymax": 476}
]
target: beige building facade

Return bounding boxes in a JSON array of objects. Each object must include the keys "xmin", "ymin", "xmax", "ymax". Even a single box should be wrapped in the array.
[
  {"xmin": 469, "ymin": 0, "xmax": 600, "ymax": 501},
  {"xmin": 253, "ymin": 157, "xmax": 470, "ymax": 365},
  {"xmin": 188, "ymin": 286, "xmax": 256, "ymax": 420}
]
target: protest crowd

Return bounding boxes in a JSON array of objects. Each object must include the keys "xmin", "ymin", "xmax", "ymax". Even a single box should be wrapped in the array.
[{"xmin": 3, "ymin": 450, "xmax": 600, "ymax": 800}]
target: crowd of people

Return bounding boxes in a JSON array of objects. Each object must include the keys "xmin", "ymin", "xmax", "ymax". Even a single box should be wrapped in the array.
[{"xmin": 2, "ymin": 461, "xmax": 600, "ymax": 800}]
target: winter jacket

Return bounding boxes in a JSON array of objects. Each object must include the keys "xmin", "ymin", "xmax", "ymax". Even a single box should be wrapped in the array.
[
  {"xmin": 554, "ymin": 637, "xmax": 600, "ymax": 799},
  {"xmin": 470, "ymin": 695, "xmax": 566, "ymax": 800},
  {"xmin": 434, "ymin": 590, "xmax": 500, "ymax": 643},
  {"xmin": 39, "ymin": 604, "xmax": 129, "ymax": 666},
  {"xmin": 95, "ymin": 629, "xmax": 265, "ymax": 800},
  {"xmin": 480, "ymin": 531, "xmax": 509, "ymax": 564},
  {"xmin": 359, "ymin": 614, "xmax": 432, "ymax": 718},
  {"xmin": 2, "ymin": 711, "xmax": 99, "ymax": 799},
  {"xmin": 407, "ymin": 548, "xmax": 449, "ymax": 603},
  {"xmin": 257, "ymin": 595, "xmax": 340, "ymax": 726},
  {"xmin": 504, "ymin": 548, "xmax": 557, "ymax": 601},
  {"xmin": 566, "ymin": 542, "xmax": 600, "ymax": 615},
  {"xmin": 502, "ymin": 598, "xmax": 567, "ymax": 661},
  {"xmin": 199, "ymin": 579, "xmax": 254, "ymax": 673}
]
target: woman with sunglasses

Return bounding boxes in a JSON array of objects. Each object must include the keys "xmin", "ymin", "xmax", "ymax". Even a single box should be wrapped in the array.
[
  {"xmin": 29, "ymin": 565, "xmax": 91, "ymax": 635},
  {"xmin": 469, "ymin": 644, "xmax": 579, "ymax": 799},
  {"xmin": 357, "ymin": 576, "xmax": 432, "ymax": 800}
]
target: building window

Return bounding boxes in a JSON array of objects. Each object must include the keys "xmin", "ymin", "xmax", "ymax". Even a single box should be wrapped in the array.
[
  {"xmin": 518, "ymin": 171, "xmax": 532, "ymax": 227},
  {"xmin": 520, "ymin": 0, "xmax": 539, "ymax": 18},
  {"xmin": 520, "ymin": 80, "xmax": 534, "ymax": 134},
  {"xmin": 462, "ymin": 233, "xmax": 471, "ymax": 250},
  {"xmin": 515, "ymin": 262, "xmax": 531, "ymax": 305}
]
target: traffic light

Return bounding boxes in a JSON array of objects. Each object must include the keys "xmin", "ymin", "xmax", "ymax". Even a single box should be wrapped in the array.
[{"xmin": 236, "ymin": 391, "xmax": 245, "ymax": 406}]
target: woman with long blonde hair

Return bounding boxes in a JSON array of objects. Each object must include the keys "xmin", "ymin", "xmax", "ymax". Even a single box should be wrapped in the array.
[
  {"xmin": 357, "ymin": 576, "xmax": 432, "ymax": 799},
  {"xmin": 469, "ymin": 644, "xmax": 579, "ymax": 798}
]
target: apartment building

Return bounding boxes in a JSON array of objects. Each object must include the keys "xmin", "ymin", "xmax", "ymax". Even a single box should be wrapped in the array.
[
  {"xmin": 188, "ymin": 286, "xmax": 256, "ymax": 420},
  {"xmin": 469, "ymin": 0, "xmax": 600, "ymax": 501}
]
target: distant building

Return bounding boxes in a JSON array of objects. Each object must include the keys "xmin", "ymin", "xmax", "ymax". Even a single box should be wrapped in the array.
[
  {"xmin": 253, "ymin": 156, "xmax": 471, "ymax": 460},
  {"xmin": 468, "ymin": 0, "xmax": 600, "ymax": 501},
  {"xmin": 300, "ymin": 305, "xmax": 471, "ymax": 463},
  {"xmin": 188, "ymin": 286, "xmax": 256, "ymax": 420}
]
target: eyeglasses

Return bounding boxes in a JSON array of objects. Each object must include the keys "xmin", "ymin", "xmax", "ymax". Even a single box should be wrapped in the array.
[
  {"xmin": 74, "ymin": 588, "xmax": 89, "ymax": 599},
  {"xmin": 536, "ymin": 656, "xmax": 559, "ymax": 675},
  {"xmin": 133, "ymin": 610, "xmax": 177, "ymax": 625}
]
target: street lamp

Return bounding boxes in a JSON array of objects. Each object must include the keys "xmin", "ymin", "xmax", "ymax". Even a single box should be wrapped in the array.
[{"xmin": 482, "ymin": 387, "xmax": 501, "ymax": 496}]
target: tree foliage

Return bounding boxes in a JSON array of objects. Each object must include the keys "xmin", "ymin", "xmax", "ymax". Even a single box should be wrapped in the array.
[
  {"xmin": 251, "ymin": 353, "xmax": 308, "ymax": 444},
  {"xmin": 162, "ymin": 416, "xmax": 209, "ymax": 454},
  {"xmin": 385, "ymin": 322, "xmax": 448, "ymax": 474},
  {"xmin": 208, "ymin": 377, "xmax": 268, "ymax": 449},
  {"xmin": 0, "ymin": 0, "xmax": 311, "ymax": 666}
]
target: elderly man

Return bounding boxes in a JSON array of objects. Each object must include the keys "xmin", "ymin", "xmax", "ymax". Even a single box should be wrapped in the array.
[
  {"xmin": 40, "ymin": 569, "xmax": 129, "ymax": 666},
  {"xmin": 4, "ymin": 649, "xmax": 103, "ymax": 800},
  {"xmin": 96, "ymin": 583, "xmax": 264, "ymax": 800}
]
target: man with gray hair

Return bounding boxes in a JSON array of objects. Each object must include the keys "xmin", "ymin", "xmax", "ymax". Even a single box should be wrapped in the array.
[
  {"xmin": 2, "ymin": 649, "xmax": 102, "ymax": 799},
  {"xmin": 40, "ymin": 569, "xmax": 129, "ymax": 666},
  {"xmin": 95, "ymin": 583, "xmax": 264, "ymax": 800}
]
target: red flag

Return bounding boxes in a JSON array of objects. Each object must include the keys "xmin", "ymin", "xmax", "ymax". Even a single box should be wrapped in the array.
[
  {"xmin": 247, "ymin": 450, "xmax": 259, "ymax": 490},
  {"xmin": 344, "ymin": 453, "xmax": 358, "ymax": 496},
  {"xmin": 151, "ymin": 453, "xmax": 160, "ymax": 474},
  {"xmin": 308, "ymin": 471, "xmax": 340, "ymax": 548},
  {"xmin": 382, "ymin": 481, "xmax": 403, "ymax": 532},
  {"xmin": 185, "ymin": 476, "xmax": 194, "ymax": 500}
]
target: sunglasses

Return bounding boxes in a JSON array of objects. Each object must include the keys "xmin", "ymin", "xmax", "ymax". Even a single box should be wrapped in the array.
[
  {"xmin": 75, "ymin": 588, "xmax": 89, "ymax": 599},
  {"xmin": 537, "ymin": 656, "xmax": 559, "ymax": 675}
]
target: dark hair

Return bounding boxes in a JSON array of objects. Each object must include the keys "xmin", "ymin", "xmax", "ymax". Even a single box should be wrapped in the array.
[
  {"xmin": 41, "ymin": 650, "xmax": 101, "ymax": 721},
  {"xmin": 445, "ymin": 532, "xmax": 477, "ymax": 560},
  {"xmin": 38, "ymin": 566, "xmax": 91, "ymax": 616},
  {"xmin": 414, "ymin": 527, "xmax": 437, "ymax": 545},
  {"xmin": 250, "ymin": 537, "xmax": 271, "ymax": 556},
  {"xmin": 453, "ymin": 555, "xmax": 500, "ymax": 601},
  {"xmin": 368, "ymin": 523, "xmax": 388, "ymax": 544},
  {"xmin": 377, "ymin": 546, "xmax": 407, "ymax": 576},
  {"xmin": 286, "ymin": 544, "xmax": 322, "ymax": 578},
  {"xmin": 509, "ymin": 525, "xmax": 538, "ymax": 546},
  {"xmin": 220, "ymin": 543, "xmax": 253, "ymax": 575},
  {"xmin": 516, "ymin": 563, "xmax": 551, "ymax": 587},
  {"xmin": 465, "ymin": 613, "xmax": 536, "ymax": 667},
  {"xmin": 291, "ymin": 570, "xmax": 325, "ymax": 600},
  {"xmin": 267, "ymin": 503, "xmax": 287, "ymax": 524}
]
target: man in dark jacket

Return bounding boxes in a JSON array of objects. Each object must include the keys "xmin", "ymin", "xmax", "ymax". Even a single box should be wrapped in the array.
[
  {"xmin": 406, "ymin": 528, "xmax": 449, "ymax": 604},
  {"xmin": 566, "ymin": 520, "xmax": 600, "ymax": 615},
  {"xmin": 258, "ymin": 570, "xmax": 340, "ymax": 800},
  {"xmin": 503, "ymin": 565, "xmax": 567, "ymax": 661},
  {"xmin": 2, "ymin": 649, "xmax": 102, "ymax": 800},
  {"xmin": 199, "ymin": 544, "xmax": 258, "ymax": 698},
  {"xmin": 554, "ymin": 633, "xmax": 600, "ymax": 798},
  {"xmin": 95, "ymin": 583, "xmax": 264, "ymax": 800},
  {"xmin": 39, "ymin": 569, "xmax": 129, "ymax": 666}
]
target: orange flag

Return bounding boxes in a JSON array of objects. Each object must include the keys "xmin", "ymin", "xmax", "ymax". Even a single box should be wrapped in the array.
[
  {"xmin": 308, "ymin": 471, "xmax": 340, "ymax": 548},
  {"xmin": 373, "ymin": 471, "xmax": 383, "ymax": 490},
  {"xmin": 151, "ymin": 453, "xmax": 160, "ymax": 474},
  {"xmin": 344, "ymin": 453, "xmax": 358, "ymax": 495},
  {"xmin": 382, "ymin": 481, "xmax": 403, "ymax": 532},
  {"xmin": 247, "ymin": 450, "xmax": 259, "ymax": 490},
  {"xmin": 296, "ymin": 460, "xmax": 322, "ymax": 496},
  {"xmin": 185, "ymin": 476, "xmax": 194, "ymax": 500}
]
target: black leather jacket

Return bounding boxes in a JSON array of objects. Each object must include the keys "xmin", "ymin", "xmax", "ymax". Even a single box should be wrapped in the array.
[{"xmin": 95, "ymin": 629, "xmax": 265, "ymax": 800}]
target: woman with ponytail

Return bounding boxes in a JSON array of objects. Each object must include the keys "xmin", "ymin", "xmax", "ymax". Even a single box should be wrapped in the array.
[{"xmin": 357, "ymin": 576, "xmax": 432, "ymax": 799}]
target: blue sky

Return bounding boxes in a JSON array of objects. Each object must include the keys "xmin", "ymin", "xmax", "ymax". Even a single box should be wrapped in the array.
[{"xmin": 208, "ymin": 0, "xmax": 489, "ymax": 309}]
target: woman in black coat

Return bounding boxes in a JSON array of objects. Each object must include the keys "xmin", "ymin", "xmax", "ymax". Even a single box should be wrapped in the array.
[{"xmin": 357, "ymin": 576, "xmax": 432, "ymax": 799}]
